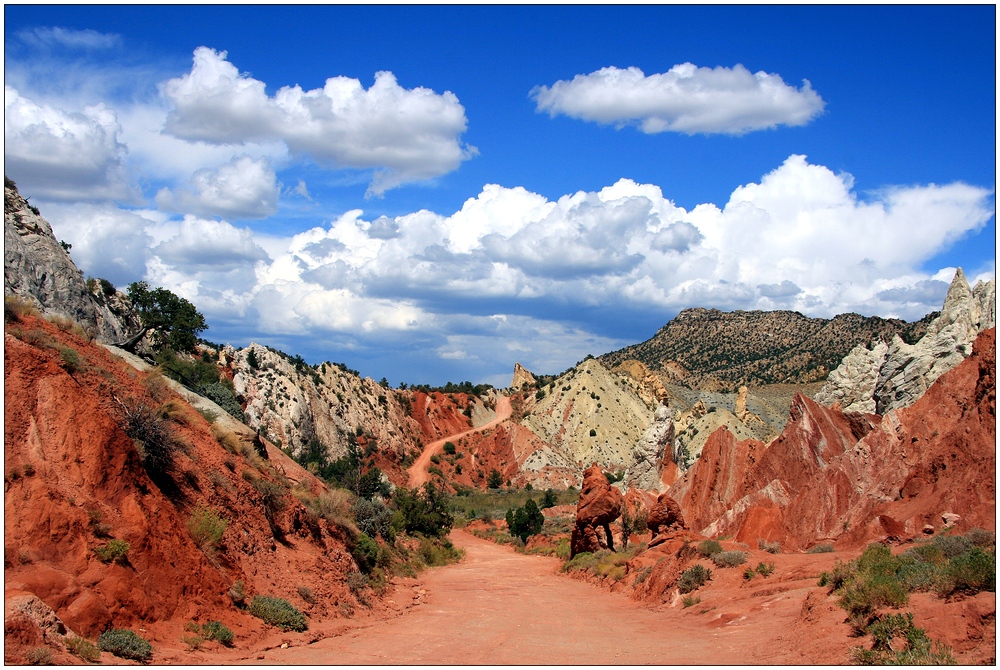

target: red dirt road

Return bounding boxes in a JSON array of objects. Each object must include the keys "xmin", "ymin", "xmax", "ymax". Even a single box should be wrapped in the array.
[
  {"xmin": 408, "ymin": 396, "xmax": 512, "ymax": 488},
  {"xmin": 261, "ymin": 530, "xmax": 840, "ymax": 665}
]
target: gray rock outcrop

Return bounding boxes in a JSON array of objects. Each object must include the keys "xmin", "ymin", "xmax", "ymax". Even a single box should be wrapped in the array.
[
  {"xmin": 4, "ymin": 179, "xmax": 137, "ymax": 342},
  {"xmin": 510, "ymin": 362, "xmax": 537, "ymax": 390},
  {"xmin": 623, "ymin": 404, "xmax": 675, "ymax": 491},
  {"xmin": 815, "ymin": 268, "xmax": 996, "ymax": 415}
]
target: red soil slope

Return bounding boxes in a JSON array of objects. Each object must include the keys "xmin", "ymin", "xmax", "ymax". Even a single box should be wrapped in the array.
[
  {"xmin": 669, "ymin": 328, "xmax": 996, "ymax": 550},
  {"xmin": 4, "ymin": 314, "xmax": 370, "ymax": 663}
]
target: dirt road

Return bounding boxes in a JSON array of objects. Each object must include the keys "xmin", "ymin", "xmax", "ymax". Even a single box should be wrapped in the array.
[
  {"xmin": 265, "ymin": 530, "xmax": 779, "ymax": 665},
  {"xmin": 407, "ymin": 396, "xmax": 512, "ymax": 488}
]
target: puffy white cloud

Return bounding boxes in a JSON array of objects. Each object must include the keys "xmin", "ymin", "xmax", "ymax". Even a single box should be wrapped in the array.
[
  {"xmin": 162, "ymin": 47, "xmax": 476, "ymax": 194},
  {"xmin": 40, "ymin": 202, "xmax": 155, "ymax": 286},
  {"xmin": 532, "ymin": 63, "xmax": 825, "ymax": 135},
  {"xmin": 155, "ymin": 155, "xmax": 279, "ymax": 219},
  {"xmin": 4, "ymin": 86, "xmax": 138, "ymax": 201},
  {"xmin": 153, "ymin": 216, "xmax": 270, "ymax": 271}
]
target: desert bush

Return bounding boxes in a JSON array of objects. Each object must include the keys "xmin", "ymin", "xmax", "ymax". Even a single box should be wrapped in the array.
[
  {"xmin": 393, "ymin": 482, "xmax": 454, "ymax": 537},
  {"xmin": 697, "ymin": 539, "xmax": 722, "ymax": 557},
  {"xmin": 65, "ymin": 636, "xmax": 101, "ymax": 662},
  {"xmin": 114, "ymin": 396, "xmax": 179, "ymax": 474},
  {"xmin": 756, "ymin": 562, "xmax": 775, "ymax": 577},
  {"xmin": 297, "ymin": 585, "xmax": 315, "ymax": 604},
  {"xmin": 712, "ymin": 550, "xmax": 749, "ymax": 568},
  {"xmin": 807, "ymin": 543, "xmax": 834, "ymax": 554},
  {"xmin": 633, "ymin": 565, "xmax": 654, "ymax": 586},
  {"xmin": 25, "ymin": 646, "xmax": 52, "ymax": 665},
  {"xmin": 682, "ymin": 595, "xmax": 701, "ymax": 608},
  {"xmin": 505, "ymin": 498, "xmax": 545, "ymax": 543},
  {"xmin": 200, "ymin": 381, "xmax": 244, "ymax": 421},
  {"xmin": 351, "ymin": 532, "xmax": 379, "ymax": 573},
  {"xmin": 97, "ymin": 629, "xmax": 152, "ymax": 661},
  {"xmin": 678, "ymin": 564, "xmax": 712, "ymax": 593},
  {"xmin": 300, "ymin": 489, "xmax": 356, "ymax": 531},
  {"xmin": 200, "ymin": 621, "xmax": 234, "ymax": 646},
  {"xmin": 757, "ymin": 539, "xmax": 780, "ymax": 554},
  {"xmin": 58, "ymin": 346, "xmax": 83, "ymax": 373},
  {"xmin": 933, "ymin": 534, "xmax": 973, "ymax": 558},
  {"xmin": 248, "ymin": 596, "xmax": 307, "ymax": 632},
  {"xmin": 443, "ymin": 441, "xmax": 456, "ymax": 455},
  {"xmin": 228, "ymin": 580, "xmax": 247, "ymax": 606},
  {"xmin": 4, "ymin": 295, "xmax": 38, "ymax": 322},
  {"xmin": 188, "ymin": 504, "xmax": 227, "ymax": 553},
  {"xmin": 143, "ymin": 367, "xmax": 171, "ymax": 402},
  {"xmin": 353, "ymin": 497, "xmax": 394, "ymax": 542},
  {"xmin": 938, "ymin": 546, "xmax": 995, "ymax": 597},
  {"xmin": 211, "ymin": 424, "xmax": 241, "ymax": 453},
  {"xmin": 743, "ymin": 566, "xmax": 756, "ymax": 580},
  {"xmin": 965, "ymin": 528, "xmax": 995, "ymax": 548},
  {"xmin": 94, "ymin": 539, "xmax": 130, "ymax": 564},
  {"xmin": 252, "ymin": 478, "xmax": 287, "ymax": 516},
  {"xmin": 417, "ymin": 535, "xmax": 463, "ymax": 567},
  {"xmin": 347, "ymin": 570, "xmax": 369, "ymax": 593},
  {"xmin": 851, "ymin": 612, "xmax": 955, "ymax": 665}
]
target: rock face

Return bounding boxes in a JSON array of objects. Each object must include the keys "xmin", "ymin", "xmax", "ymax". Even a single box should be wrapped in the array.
[
  {"xmin": 4, "ymin": 180, "xmax": 135, "ymax": 343},
  {"xmin": 645, "ymin": 493, "xmax": 686, "ymax": 538},
  {"xmin": 669, "ymin": 328, "xmax": 996, "ymax": 549},
  {"xmin": 816, "ymin": 269, "xmax": 995, "ymax": 415},
  {"xmin": 570, "ymin": 464, "xmax": 623, "ymax": 556},
  {"xmin": 510, "ymin": 362, "xmax": 537, "ymax": 390},
  {"xmin": 521, "ymin": 357, "xmax": 653, "ymax": 470},
  {"xmin": 622, "ymin": 404, "xmax": 676, "ymax": 491}
]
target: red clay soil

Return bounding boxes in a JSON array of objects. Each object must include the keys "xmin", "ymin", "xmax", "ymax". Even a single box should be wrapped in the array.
[
  {"xmin": 407, "ymin": 396, "xmax": 511, "ymax": 488},
  {"xmin": 3, "ymin": 314, "xmax": 372, "ymax": 664},
  {"xmin": 239, "ymin": 529, "xmax": 926, "ymax": 666}
]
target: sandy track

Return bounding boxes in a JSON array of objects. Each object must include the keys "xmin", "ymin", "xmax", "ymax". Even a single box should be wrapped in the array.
[
  {"xmin": 264, "ymin": 530, "xmax": 779, "ymax": 665},
  {"xmin": 407, "ymin": 396, "xmax": 512, "ymax": 488}
]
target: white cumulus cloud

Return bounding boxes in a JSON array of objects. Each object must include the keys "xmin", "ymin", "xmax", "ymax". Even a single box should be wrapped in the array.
[
  {"xmin": 4, "ymin": 86, "xmax": 138, "ymax": 201},
  {"xmin": 161, "ymin": 47, "xmax": 476, "ymax": 195},
  {"xmin": 532, "ymin": 63, "xmax": 825, "ymax": 135},
  {"xmin": 155, "ymin": 155, "xmax": 279, "ymax": 219}
]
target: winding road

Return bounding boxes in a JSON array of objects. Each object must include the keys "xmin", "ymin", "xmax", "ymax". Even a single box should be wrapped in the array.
[{"xmin": 407, "ymin": 396, "xmax": 512, "ymax": 488}]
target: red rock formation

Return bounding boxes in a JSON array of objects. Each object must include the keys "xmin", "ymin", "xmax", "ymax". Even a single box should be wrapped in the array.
[
  {"xmin": 668, "ymin": 329, "xmax": 996, "ymax": 550},
  {"xmin": 646, "ymin": 493, "xmax": 686, "ymax": 538},
  {"xmin": 570, "ymin": 464, "xmax": 623, "ymax": 556}
]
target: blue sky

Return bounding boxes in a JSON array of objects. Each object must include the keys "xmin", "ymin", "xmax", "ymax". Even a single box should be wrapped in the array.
[{"xmin": 4, "ymin": 5, "xmax": 996, "ymax": 386}]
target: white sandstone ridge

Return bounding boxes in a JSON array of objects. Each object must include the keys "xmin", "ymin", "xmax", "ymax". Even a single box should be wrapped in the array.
[
  {"xmin": 815, "ymin": 268, "xmax": 995, "ymax": 414},
  {"xmin": 621, "ymin": 404, "xmax": 676, "ymax": 491},
  {"xmin": 225, "ymin": 342, "xmax": 425, "ymax": 465},
  {"xmin": 520, "ymin": 357, "xmax": 654, "ymax": 470},
  {"xmin": 510, "ymin": 362, "xmax": 537, "ymax": 390}
]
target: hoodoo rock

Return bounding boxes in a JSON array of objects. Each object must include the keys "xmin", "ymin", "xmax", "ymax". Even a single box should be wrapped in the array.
[
  {"xmin": 570, "ymin": 464, "xmax": 623, "ymax": 556},
  {"xmin": 646, "ymin": 493, "xmax": 686, "ymax": 540}
]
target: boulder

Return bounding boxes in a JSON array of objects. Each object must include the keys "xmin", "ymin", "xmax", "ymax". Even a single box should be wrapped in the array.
[
  {"xmin": 570, "ymin": 464, "xmax": 623, "ymax": 556},
  {"xmin": 646, "ymin": 493, "xmax": 686, "ymax": 537}
]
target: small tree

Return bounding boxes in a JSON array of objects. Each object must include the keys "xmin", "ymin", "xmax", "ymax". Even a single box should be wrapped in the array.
[
  {"xmin": 541, "ymin": 488, "xmax": 558, "ymax": 509},
  {"xmin": 487, "ymin": 469, "xmax": 503, "ymax": 489},
  {"xmin": 507, "ymin": 498, "xmax": 545, "ymax": 543},
  {"xmin": 122, "ymin": 281, "xmax": 207, "ymax": 353}
]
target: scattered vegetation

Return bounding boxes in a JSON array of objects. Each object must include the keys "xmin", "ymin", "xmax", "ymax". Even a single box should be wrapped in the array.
[
  {"xmin": 711, "ymin": 550, "xmax": 749, "ymax": 568},
  {"xmin": 126, "ymin": 281, "xmax": 207, "ymax": 353},
  {"xmin": 249, "ymin": 595, "xmax": 307, "ymax": 632},
  {"xmin": 561, "ymin": 546, "xmax": 642, "ymax": 582},
  {"xmin": 757, "ymin": 539, "xmax": 781, "ymax": 554},
  {"xmin": 505, "ymin": 498, "xmax": 545, "ymax": 543},
  {"xmin": 807, "ymin": 543, "xmax": 835, "ymax": 554},
  {"xmin": 94, "ymin": 539, "xmax": 130, "ymax": 564},
  {"xmin": 697, "ymin": 539, "xmax": 722, "ymax": 557},
  {"xmin": 4, "ymin": 295, "xmax": 39, "ymax": 323},
  {"xmin": 678, "ymin": 564, "xmax": 712, "ymax": 593},
  {"xmin": 65, "ymin": 636, "xmax": 101, "ymax": 662},
  {"xmin": 850, "ymin": 612, "xmax": 956, "ymax": 665},
  {"xmin": 682, "ymin": 595, "xmax": 702, "ymax": 608},
  {"xmin": 393, "ymin": 482, "xmax": 454, "ymax": 537},
  {"xmin": 97, "ymin": 629, "xmax": 152, "ymax": 661},
  {"xmin": 112, "ymin": 396, "xmax": 181, "ymax": 475},
  {"xmin": 187, "ymin": 504, "xmax": 227, "ymax": 554}
]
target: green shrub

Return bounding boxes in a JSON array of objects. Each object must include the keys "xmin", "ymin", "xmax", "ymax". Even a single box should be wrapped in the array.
[
  {"xmin": 965, "ymin": 528, "xmax": 995, "ymax": 548},
  {"xmin": 25, "ymin": 646, "xmax": 52, "ymax": 665},
  {"xmin": 65, "ymin": 636, "xmax": 101, "ymax": 662},
  {"xmin": 97, "ymin": 629, "xmax": 152, "ymax": 661},
  {"xmin": 851, "ymin": 612, "xmax": 956, "ymax": 665},
  {"xmin": 249, "ymin": 596, "xmax": 307, "ymax": 631},
  {"xmin": 351, "ymin": 532, "xmax": 379, "ymax": 573},
  {"xmin": 252, "ymin": 479, "xmax": 287, "ymax": 516},
  {"xmin": 678, "ymin": 564, "xmax": 712, "ymax": 593},
  {"xmin": 682, "ymin": 595, "xmax": 701, "ymax": 608},
  {"xmin": 939, "ymin": 547, "xmax": 995, "ymax": 596},
  {"xmin": 199, "ymin": 381, "xmax": 244, "ymax": 421},
  {"xmin": 933, "ymin": 534, "xmax": 973, "ymax": 558},
  {"xmin": 697, "ymin": 539, "xmax": 722, "ymax": 557},
  {"xmin": 505, "ymin": 498, "xmax": 545, "ymax": 543},
  {"xmin": 188, "ymin": 504, "xmax": 227, "ymax": 552},
  {"xmin": 711, "ymin": 550, "xmax": 749, "ymax": 568},
  {"xmin": 417, "ymin": 536, "xmax": 463, "ymax": 567},
  {"xmin": 392, "ymin": 481, "xmax": 453, "ymax": 537},
  {"xmin": 114, "ymin": 397, "xmax": 179, "ymax": 475},
  {"xmin": 200, "ymin": 621, "xmax": 234, "ymax": 646},
  {"xmin": 353, "ymin": 497, "xmax": 394, "ymax": 542},
  {"xmin": 756, "ymin": 562, "xmax": 775, "ymax": 577},
  {"xmin": 94, "ymin": 539, "xmax": 130, "ymax": 564},
  {"xmin": 347, "ymin": 570, "xmax": 368, "ymax": 593},
  {"xmin": 58, "ymin": 346, "xmax": 83, "ymax": 373},
  {"xmin": 743, "ymin": 566, "xmax": 756, "ymax": 580},
  {"xmin": 297, "ymin": 585, "xmax": 315, "ymax": 604},
  {"xmin": 443, "ymin": 441, "xmax": 456, "ymax": 455}
]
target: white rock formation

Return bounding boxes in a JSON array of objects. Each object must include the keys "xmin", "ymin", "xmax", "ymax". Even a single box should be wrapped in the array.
[
  {"xmin": 815, "ymin": 268, "xmax": 996, "ymax": 415},
  {"xmin": 622, "ymin": 404, "xmax": 675, "ymax": 491}
]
